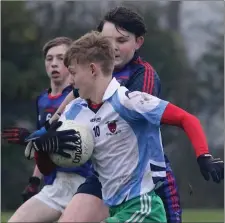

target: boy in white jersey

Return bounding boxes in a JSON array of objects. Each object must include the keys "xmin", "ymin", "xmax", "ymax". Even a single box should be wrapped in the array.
[{"xmin": 29, "ymin": 31, "xmax": 223, "ymax": 223}]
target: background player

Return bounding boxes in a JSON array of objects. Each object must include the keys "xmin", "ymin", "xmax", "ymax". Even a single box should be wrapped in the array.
[
  {"xmin": 7, "ymin": 37, "xmax": 91, "ymax": 222},
  {"xmin": 3, "ymin": 37, "xmax": 74, "ymax": 202}
]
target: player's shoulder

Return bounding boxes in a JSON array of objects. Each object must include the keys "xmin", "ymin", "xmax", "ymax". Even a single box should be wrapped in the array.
[
  {"xmin": 116, "ymin": 87, "xmax": 142, "ymax": 107},
  {"xmin": 132, "ymin": 55, "xmax": 154, "ymax": 70},
  {"xmin": 62, "ymin": 85, "xmax": 73, "ymax": 95},
  {"xmin": 117, "ymin": 87, "xmax": 162, "ymax": 111},
  {"xmin": 36, "ymin": 88, "xmax": 49, "ymax": 102},
  {"xmin": 131, "ymin": 56, "xmax": 159, "ymax": 78},
  {"xmin": 64, "ymin": 97, "xmax": 86, "ymax": 112}
]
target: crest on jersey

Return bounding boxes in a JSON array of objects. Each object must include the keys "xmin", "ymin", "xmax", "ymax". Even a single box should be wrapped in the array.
[{"xmin": 105, "ymin": 120, "xmax": 121, "ymax": 135}]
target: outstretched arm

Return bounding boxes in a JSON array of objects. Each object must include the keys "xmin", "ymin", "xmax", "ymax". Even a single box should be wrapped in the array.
[
  {"xmin": 161, "ymin": 103, "xmax": 208, "ymax": 157},
  {"xmin": 120, "ymin": 91, "xmax": 224, "ymax": 183},
  {"xmin": 161, "ymin": 103, "xmax": 224, "ymax": 183}
]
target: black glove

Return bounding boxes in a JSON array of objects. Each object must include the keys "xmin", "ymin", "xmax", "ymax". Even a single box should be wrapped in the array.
[
  {"xmin": 31, "ymin": 121, "xmax": 81, "ymax": 158},
  {"xmin": 2, "ymin": 127, "xmax": 31, "ymax": 146},
  {"xmin": 21, "ymin": 176, "xmax": 40, "ymax": 202},
  {"xmin": 44, "ymin": 112, "xmax": 61, "ymax": 131},
  {"xmin": 197, "ymin": 153, "xmax": 224, "ymax": 183}
]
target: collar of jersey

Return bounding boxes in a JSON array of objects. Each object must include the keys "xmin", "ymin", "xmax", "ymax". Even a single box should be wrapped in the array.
[
  {"xmin": 47, "ymin": 85, "xmax": 73, "ymax": 94},
  {"xmin": 102, "ymin": 78, "xmax": 120, "ymax": 102}
]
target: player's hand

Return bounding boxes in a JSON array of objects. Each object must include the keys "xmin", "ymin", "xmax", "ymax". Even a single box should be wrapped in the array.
[
  {"xmin": 31, "ymin": 121, "xmax": 81, "ymax": 158},
  {"xmin": 25, "ymin": 114, "xmax": 61, "ymax": 142},
  {"xmin": 197, "ymin": 154, "xmax": 224, "ymax": 183},
  {"xmin": 2, "ymin": 127, "xmax": 31, "ymax": 146},
  {"xmin": 21, "ymin": 176, "xmax": 40, "ymax": 202}
]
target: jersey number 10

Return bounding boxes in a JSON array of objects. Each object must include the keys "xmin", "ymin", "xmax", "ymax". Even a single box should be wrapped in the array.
[{"xmin": 93, "ymin": 126, "xmax": 100, "ymax": 137}]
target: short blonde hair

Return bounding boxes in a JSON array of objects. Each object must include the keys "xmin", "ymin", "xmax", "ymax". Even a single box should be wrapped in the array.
[{"xmin": 64, "ymin": 31, "xmax": 115, "ymax": 75}]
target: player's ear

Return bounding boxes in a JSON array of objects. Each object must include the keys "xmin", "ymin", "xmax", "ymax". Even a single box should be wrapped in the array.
[
  {"xmin": 135, "ymin": 36, "xmax": 144, "ymax": 50},
  {"xmin": 90, "ymin": 63, "xmax": 98, "ymax": 77}
]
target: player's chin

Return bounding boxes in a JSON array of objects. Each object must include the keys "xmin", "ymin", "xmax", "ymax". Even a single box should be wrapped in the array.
[
  {"xmin": 51, "ymin": 77, "xmax": 63, "ymax": 84},
  {"xmin": 114, "ymin": 60, "xmax": 126, "ymax": 70}
]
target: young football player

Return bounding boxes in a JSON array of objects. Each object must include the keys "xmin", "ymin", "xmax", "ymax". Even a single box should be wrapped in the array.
[
  {"xmin": 51, "ymin": 7, "xmax": 181, "ymax": 222},
  {"xmin": 3, "ymin": 37, "xmax": 74, "ymax": 202},
  {"xmin": 28, "ymin": 31, "xmax": 224, "ymax": 223},
  {"xmin": 7, "ymin": 37, "xmax": 93, "ymax": 223}
]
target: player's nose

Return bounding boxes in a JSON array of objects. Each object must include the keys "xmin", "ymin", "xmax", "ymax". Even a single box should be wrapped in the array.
[{"xmin": 51, "ymin": 57, "xmax": 58, "ymax": 67}]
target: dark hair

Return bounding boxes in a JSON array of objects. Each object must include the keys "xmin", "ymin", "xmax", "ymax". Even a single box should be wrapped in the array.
[
  {"xmin": 97, "ymin": 6, "xmax": 147, "ymax": 37},
  {"xmin": 42, "ymin": 37, "xmax": 73, "ymax": 57}
]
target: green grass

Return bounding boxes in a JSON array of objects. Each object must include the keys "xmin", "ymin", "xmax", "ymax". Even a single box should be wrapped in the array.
[
  {"xmin": 182, "ymin": 209, "xmax": 224, "ymax": 222},
  {"xmin": 1, "ymin": 209, "xmax": 224, "ymax": 222},
  {"xmin": 1, "ymin": 212, "xmax": 13, "ymax": 222}
]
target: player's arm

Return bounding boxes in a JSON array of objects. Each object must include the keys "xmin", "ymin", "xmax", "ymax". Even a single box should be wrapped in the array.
[
  {"xmin": 127, "ymin": 66, "xmax": 161, "ymax": 97},
  {"xmin": 160, "ymin": 103, "xmax": 224, "ymax": 183},
  {"xmin": 31, "ymin": 96, "xmax": 43, "ymax": 181},
  {"xmin": 22, "ymin": 96, "xmax": 42, "ymax": 202},
  {"xmin": 121, "ymin": 91, "xmax": 224, "ymax": 183},
  {"xmin": 49, "ymin": 89, "xmax": 77, "ymax": 124}
]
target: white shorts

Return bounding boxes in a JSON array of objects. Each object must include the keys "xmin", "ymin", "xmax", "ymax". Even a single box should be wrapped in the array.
[{"xmin": 34, "ymin": 172, "xmax": 85, "ymax": 212}]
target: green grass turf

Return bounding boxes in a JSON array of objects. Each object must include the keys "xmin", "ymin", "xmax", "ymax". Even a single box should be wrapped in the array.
[
  {"xmin": 1, "ymin": 209, "xmax": 224, "ymax": 222},
  {"xmin": 182, "ymin": 209, "xmax": 224, "ymax": 222}
]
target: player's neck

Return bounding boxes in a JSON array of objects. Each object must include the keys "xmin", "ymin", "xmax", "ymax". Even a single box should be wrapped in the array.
[
  {"xmin": 89, "ymin": 76, "xmax": 112, "ymax": 104},
  {"xmin": 50, "ymin": 80, "xmax": 70, "ymax": 96}
]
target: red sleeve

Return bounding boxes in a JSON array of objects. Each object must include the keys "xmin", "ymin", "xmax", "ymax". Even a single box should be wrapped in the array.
[{"xmin": 161, "ymin": 103, "xmax": 209, "ymax": 157}]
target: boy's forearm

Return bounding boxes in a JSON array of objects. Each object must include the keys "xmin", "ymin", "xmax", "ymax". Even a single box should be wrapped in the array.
[
  {"xmin": 161, "ymin": 103, "xmax": 209, "ymax": 157},
  {"xmin": 50, "ymin": 91, "xmax": 75, "ymax": 124}
]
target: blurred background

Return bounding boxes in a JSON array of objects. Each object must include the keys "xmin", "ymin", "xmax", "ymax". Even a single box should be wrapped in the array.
[{"xmin": 1, "ymin": 1, "xmax": 224, "ymax": 221}]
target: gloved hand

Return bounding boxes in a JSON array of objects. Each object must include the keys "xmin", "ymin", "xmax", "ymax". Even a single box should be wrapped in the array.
[
  {"xmin": 24, "ymin": 113, "xmax": 61, "ymax": 142},
  {"xmin": 21, "ymin": 176, "xmax": 40, "ymax": 202},
  {"xmin": 197, "ymin": 153, "xmax": 224, "ymax": 183},
  {"xmin": 2, "ymin": 127, "xmax": 31, "ymax": 146},
  {"xmin": 31, "ymin": 121, "xmax": 81, "ymax": 158},
  {"xmin": 25, "ymin": 119, "xmax": 54, "ymax": 142}
]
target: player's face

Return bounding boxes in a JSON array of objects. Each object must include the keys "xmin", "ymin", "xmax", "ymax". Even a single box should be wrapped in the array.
[
  {"xmin": 68, "ymin": 62, "xmax": 94, "ymax": 99},
  {"xmin": 101, "ymin": 22, "xmax": 144, "ymax": 70},
  {"xmin": 45, "ymin": 44, "xmax": 70, "ymax": 84}
]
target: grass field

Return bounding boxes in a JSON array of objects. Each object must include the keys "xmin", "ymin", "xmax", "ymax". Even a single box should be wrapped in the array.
[{"xmin": 1, "ymin": 209, "xmax": 224, "ymax": 222}]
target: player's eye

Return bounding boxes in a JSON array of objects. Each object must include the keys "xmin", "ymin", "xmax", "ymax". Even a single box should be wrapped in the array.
[
  {"xmin": 46, "ymin": 57, "xmax": 52, "ymax": 62},
  {"xmin": 70, "ymin": 70, "xmax": 76, "ymax": 75},
  {"xmin": 57, "ymin": 56, "xmax": 64, "ymax": 61},
  {"xmin": 117, "ymin": 38, "xmax": 127, "ymax": 43}
]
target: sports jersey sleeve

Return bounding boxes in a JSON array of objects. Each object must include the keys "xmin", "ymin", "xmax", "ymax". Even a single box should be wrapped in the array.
[
  {"xmin": 161, "ymin": 103, "xmax": 209, "ymax": 157},
  {"xmin": 58, "ymin": 98, "xmax": 81, "ymax": 121},
  {"xmin": 126, "ymin": 66, "xmax": 161, "ymax": 97},
  {"xmin": 116, "ymin": 90, "xmax": 168, "ymax": 126}
]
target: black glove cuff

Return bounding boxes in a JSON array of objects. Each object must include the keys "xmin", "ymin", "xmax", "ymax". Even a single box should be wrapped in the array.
[
  {"xmin": 29, "ymin": 176, "xmax": 41, "ymax": 186},
  {"xmin": 197, "ymin": 153, "xmax": 211, "ymax": 160},
  {"xmin": 44, "ymin": 120, "xmax": 51, "ymax": 131}
]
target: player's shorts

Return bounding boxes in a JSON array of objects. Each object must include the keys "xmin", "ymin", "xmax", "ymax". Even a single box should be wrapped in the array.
[
  {"xmin": 76, "ymin": 157, "xmax": 181, "ymax": 222},
  {"xmin": 155, "ymin": 155, "xmax": 182, "ymax": 223},
  {"xmin": 75, "ymin": 173, "xmax": 102, "ymax": 199},
  {"xmin": 105, "ymin": 191, "xmax": 166, "ymax": 223},
  {"xmin": 34, "ymin": 172, "xmax": 85, "ymax": 212}
]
